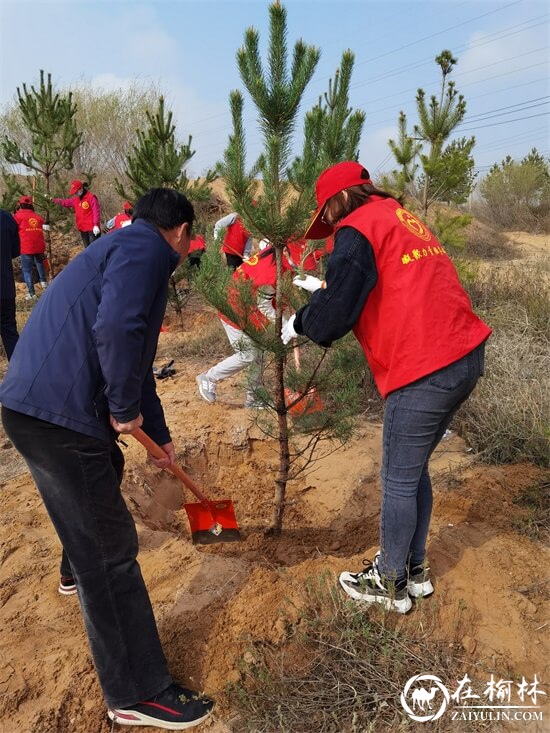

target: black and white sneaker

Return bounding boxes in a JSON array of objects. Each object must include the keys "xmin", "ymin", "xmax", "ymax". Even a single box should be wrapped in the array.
[
  {"xmin": 407, "ymin": 560, "xmax": 434, "ymax": 598},
  {"xmin": 339, "ymin": 555, "xmax": 412, "ymax": 614},
  {"xmin": 108, "ymin": 683, "xmax": 214, "ymax": 730}
]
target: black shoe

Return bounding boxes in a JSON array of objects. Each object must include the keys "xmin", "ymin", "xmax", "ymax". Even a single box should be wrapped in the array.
[{"xmin": 108, "ymin": 683, "xmax": 214, "ymax": 730}]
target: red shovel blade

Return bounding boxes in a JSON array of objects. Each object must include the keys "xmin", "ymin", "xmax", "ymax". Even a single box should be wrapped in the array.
[{"xmin": 184, "ymin": 499, "xmax": 241, "ymax": 545}]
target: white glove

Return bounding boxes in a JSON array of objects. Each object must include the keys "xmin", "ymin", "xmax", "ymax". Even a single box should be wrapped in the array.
[
  {"xmin": 281, "ymin": 314, "xmax": 298, "ymax": 345},
  {"xmin": 293, "ymin": 275, "xmax": 324, "ymax": 293},
  {"xmin": 92, "ymin": 225, "xmax": 100, "ymax": 236},
  {"xmin": 42, "ymin": 224, "xmax": 50, "ymax": 231}
]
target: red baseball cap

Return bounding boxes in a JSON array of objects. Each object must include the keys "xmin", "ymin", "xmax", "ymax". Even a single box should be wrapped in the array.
[
  {"xmin": 304, "ymin": 161, "xmax": 372, "ymax": 240},
  {"xmin": 69, "ymin": 179, "xmax": 83, "ymax": 195},
  {"xmin": 19, "ymin": 195, "xmax": 33, "ymax": 205},
  {"xmin": 123, "ymin": 201, "xmax": 133, "ymax": 211}
]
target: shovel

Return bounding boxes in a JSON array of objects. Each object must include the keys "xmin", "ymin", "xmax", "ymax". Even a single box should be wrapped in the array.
[
  {"xmin": 132, "ymin": 428, "xmax": 241, "ymax": 545},
  {"xmin": 284, "ymin": 344, "xmax": 325, "ymax": 417}
]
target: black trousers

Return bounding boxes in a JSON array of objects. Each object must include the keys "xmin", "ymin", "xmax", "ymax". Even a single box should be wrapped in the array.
[
  {"xmin": 0, "ymin": 297, "xmax": 19, "ymax": 359},
  {"xmin": 1, "ymin": 407, "xmax": 172, "ymax": 708},
  {"xmin": 80, "ymin": 230, "xmax": 99, "ymax": 248},
  {"xmin": 225, "ymin": 253, "xmax": 243, "ymax": 270}
]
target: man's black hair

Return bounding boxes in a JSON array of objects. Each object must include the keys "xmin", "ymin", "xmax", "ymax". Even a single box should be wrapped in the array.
[{"xmin": 133, "ymin": 188, "xmax": 194, "ymax": 232}]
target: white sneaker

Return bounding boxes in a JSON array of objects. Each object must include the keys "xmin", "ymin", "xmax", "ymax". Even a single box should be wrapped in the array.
[
  {"xmin": 196, "ymin": 373, "xmax": 217, "ymax": 403},
  {"xmin": 40, "ymin": 281, "xmax": 48, "ymax": 288},
  {"xmin": 25, "ymin": 293, "xmax": 37, "ymax": 300},
  {"xmin": 339, "ymin": 553, "xmax": 412, "ymax": 614}
]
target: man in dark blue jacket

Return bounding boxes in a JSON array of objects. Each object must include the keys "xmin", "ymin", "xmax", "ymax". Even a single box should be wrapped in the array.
[
  {"xmin": 0, "ymin": 188, "xmax": 214, "ymax": 730},
  {"xmin": 0, "ymin": 208, "xmax": 21, "ymax": 359}
]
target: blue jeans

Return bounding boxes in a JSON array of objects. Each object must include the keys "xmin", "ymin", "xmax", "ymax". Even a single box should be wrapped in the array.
[
  {"xmin": 20, "ymin": 254, "xmax": 46, "ymax": 295},
  {"xmin": 1, "ymin": 407, "xmax": 172, "ymax": 708},
  {"xmin": 378, "ymin": 343, "xmax": 485, "ymax": 581}
]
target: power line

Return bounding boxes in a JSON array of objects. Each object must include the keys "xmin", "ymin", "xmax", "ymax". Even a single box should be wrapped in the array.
[
  {"xmin": 456, "ymin": 111, "xmax": 549, "ymax": 132},
  {"xmin": 456, "ymin": 99, "xmax": 550, "ymax": 126}
]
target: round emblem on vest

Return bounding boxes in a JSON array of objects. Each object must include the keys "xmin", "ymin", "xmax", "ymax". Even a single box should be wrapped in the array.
[
  {"xmin": 246, "ymin": 254, "xmax": 259, "ymax": 266},
  {"xmin": 82, "ymin": 201, "xmax": 90, "ymax": 209},
  {"xmin": 396, "ymin": 208, "xmax": 431, "ymax": 242},
  {"xmin": 29, "ymin": 217, "xmax": 38, "ymax": 228}
]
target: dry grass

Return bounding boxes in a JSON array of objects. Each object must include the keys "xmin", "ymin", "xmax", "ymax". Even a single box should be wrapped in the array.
[
  {"xmin": 228, "ymin": 574, "xmax": 492, "ymax": 733},
  {"xmin": 456, "ymin": 262, "xmax": 549, "ymax": 467}
]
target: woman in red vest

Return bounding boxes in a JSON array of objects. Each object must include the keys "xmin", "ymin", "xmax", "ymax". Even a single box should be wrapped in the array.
[
  {"xmin": 214, "ymin": 212, "xmax": 253, "ymax": 270},
  {"xmin": 52, "ymin": 180, "xmax": 101, "ymax": 247},
  {"xmin": 196, "ymin": 245, "xmax": 302, "ymax": 408},
  {"xmin": 13, "ymin": 196, "xmax": 48, "ymax": 299},
  {"xmin": 282, "ymin": 161, "xmax": 491, "ymax": 613}
]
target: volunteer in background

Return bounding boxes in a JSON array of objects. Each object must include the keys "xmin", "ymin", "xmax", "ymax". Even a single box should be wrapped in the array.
[
  {"xmin": 52, "ymin": 179, "xmax": 101, "ymax": 247},
  {"xmin": 106, "ymin": 200, "xmax": 133, "ymax": 230},
  {"xmin": 1, "ymin": 188, "xmax": 214, "ymax": 730},
  {"xmin": 197, "ymin": 245, "xmax": 291, "ymax": 408},
  {"xmin": 187, "ymin": 232, "xmax": 206, "ymax": 268},
  {"xmin": 283, "ymin": 161, "xmax": 491, "ymax": 614},
  {"xmin": 214, "ymin": 210, "xmax": 253, "ymax": 269},
  {"xmin": 13, "ymin": 196, "xmax": 48, "ymax": 299},
  {"xmin": 0, "ymin": 209, "xmax": 20, "ymax": 360}
]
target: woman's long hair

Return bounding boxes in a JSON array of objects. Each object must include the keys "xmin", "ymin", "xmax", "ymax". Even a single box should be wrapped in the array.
[{"xmin": 325, "ymin": 183, "xmax": 402, "ymax": 225}]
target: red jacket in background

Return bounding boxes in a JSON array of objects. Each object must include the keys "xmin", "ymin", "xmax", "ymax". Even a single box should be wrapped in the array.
[
  {"xmin": 113, "ymin": 212, "xmax": 131, "ymax": 229},
  {"xmin": 14, "ymin": 209, "xmax": 46, "ymax": 255},
  {"xmin": 221, "ymin": 248, "xmax": 293, "ymax": 332},
  {"xmin": 53, "ymin": 191, "xmax": 100, "ymax": 232},
  {"xmin": 337, "ymin": 196, "xmax": 492, "ymax": 398},
  {"xmin": 222, "ymin": 218, "xmax": 250, "ymax": 258},
  {"xmin": 189, "ymin": 235, "xmax": 206, "ymax": 254}
]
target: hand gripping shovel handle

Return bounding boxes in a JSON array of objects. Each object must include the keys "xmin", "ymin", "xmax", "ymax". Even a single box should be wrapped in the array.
[{"xmin": 131, "ymin": 428, "xmax": 209, "ymax": 504}]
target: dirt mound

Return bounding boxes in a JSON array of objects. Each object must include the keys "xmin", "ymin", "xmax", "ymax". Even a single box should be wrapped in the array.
[{"xmin": 1, "ymin": 239, "xmax": 549, "ymax": 731}]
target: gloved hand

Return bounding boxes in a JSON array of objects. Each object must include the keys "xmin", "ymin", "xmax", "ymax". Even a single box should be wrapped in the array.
[
  {"xmin": 281, "ymin": 314, "xmax": 298, "ymax": 345},
  {"xmin": 293, "ymin": 275, "xmax": 324, "ymax": 293},
  {"xmin": 42, "ymin": 224, "xmax": 50, "ymax": 231},
  {"xmin": 92, "ymin": 225, "xmax": 100, "ymax": 236}
]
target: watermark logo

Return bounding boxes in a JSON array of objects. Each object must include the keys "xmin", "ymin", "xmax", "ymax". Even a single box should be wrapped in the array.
[
  {"xmin": 401, "ymin": 674, "xmax": 450, "ymax": 722},
  {"xmin": 401, "ymin": 673, "xmax": 546, "ymax": 723}
]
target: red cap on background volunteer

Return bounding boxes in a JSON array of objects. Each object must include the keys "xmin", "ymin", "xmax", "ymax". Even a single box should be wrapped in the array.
[
  {"xmin": 69, "ymin": 179, "xmax": 83, "ymax": 195},
  {"xmin": 19, "ymin": 195, "xmax": 33, "ymax": 205},
  {"xmin": 304, "ymin": 161, "xmax": 372, "ymax": 240},
  {"xmin": 123, "ymin": 201, "xmax": 133, "ymax": 211}
]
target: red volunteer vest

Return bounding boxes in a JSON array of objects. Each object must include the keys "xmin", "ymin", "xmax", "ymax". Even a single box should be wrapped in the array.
[
  {"xmin": 222, "ymin": 218, "xmax": 250, "ymax": 257},
  {"xmin": 113, "ymin": 212, "xmax": 131, "ymax": 229},
  {"xmin": 14, "ymin": 209, "xmax": 46, "ymax": 255},
  {"xmin": 189, "ymin": 235, "xmax": 206, "ymax": 254},
  {"xmin": 220, "ymin": 250, "xmax": 291, "ymax": 332},
  {"xmin": 337, "ymin": 197, "xmax": 491, "ymax": 398},
  {"xmin": 74, "ymin": 191, "xmax": 97, "ymax": 232}
]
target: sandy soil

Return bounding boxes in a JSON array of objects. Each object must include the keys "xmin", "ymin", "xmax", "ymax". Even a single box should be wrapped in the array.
[{"xmin": 1, "ymin": 241, "xmax": 549, "ymax": 733}]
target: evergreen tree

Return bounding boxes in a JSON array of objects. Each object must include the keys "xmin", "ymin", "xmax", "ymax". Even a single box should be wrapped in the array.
[
  {"xmin": 115, "ymin": 96, "xmax": 216, "ymax": 201},
  {"xmin": 1, "ymin": 70, "xmax": 82, "ymax": 272},
  {"xmin": 421, "ymin": 136, "xmax": 476, "ymax": 206},
  {"xmin": 387, "ymin": 111, "xmax": 420, "ymax": 198},
  {"xmin": 414, "ymin": 51, "xmax": 472, "ymax": 216},
  {"xmin": 201, "ymin": 2, "xmax": 366, "ymax": 533}
]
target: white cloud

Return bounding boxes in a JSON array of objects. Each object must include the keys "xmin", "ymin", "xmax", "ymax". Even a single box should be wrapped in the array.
[{"xmin": 457, "ymin": 26, "xmax": 547, "ymax": 86}]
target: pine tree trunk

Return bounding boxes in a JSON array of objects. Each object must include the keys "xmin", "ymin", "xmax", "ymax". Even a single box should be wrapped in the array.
[
  {"xmin": 271, "ymin": 244, "xmax": 290, "ymax": 533},
  {"xmin": 44, "ymin": 173, "xmax": 55, "ymax": 278}
]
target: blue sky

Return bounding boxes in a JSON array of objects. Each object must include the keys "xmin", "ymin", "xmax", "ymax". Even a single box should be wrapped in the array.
[{"xmin": 0, "ymin": 0, "xmax": 548, "ymax": 181}]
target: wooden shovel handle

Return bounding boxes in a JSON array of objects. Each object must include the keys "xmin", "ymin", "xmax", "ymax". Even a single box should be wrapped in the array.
[{"xmin": 131, "ymin": 428, "xmax": 209, "ymax": 504}]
